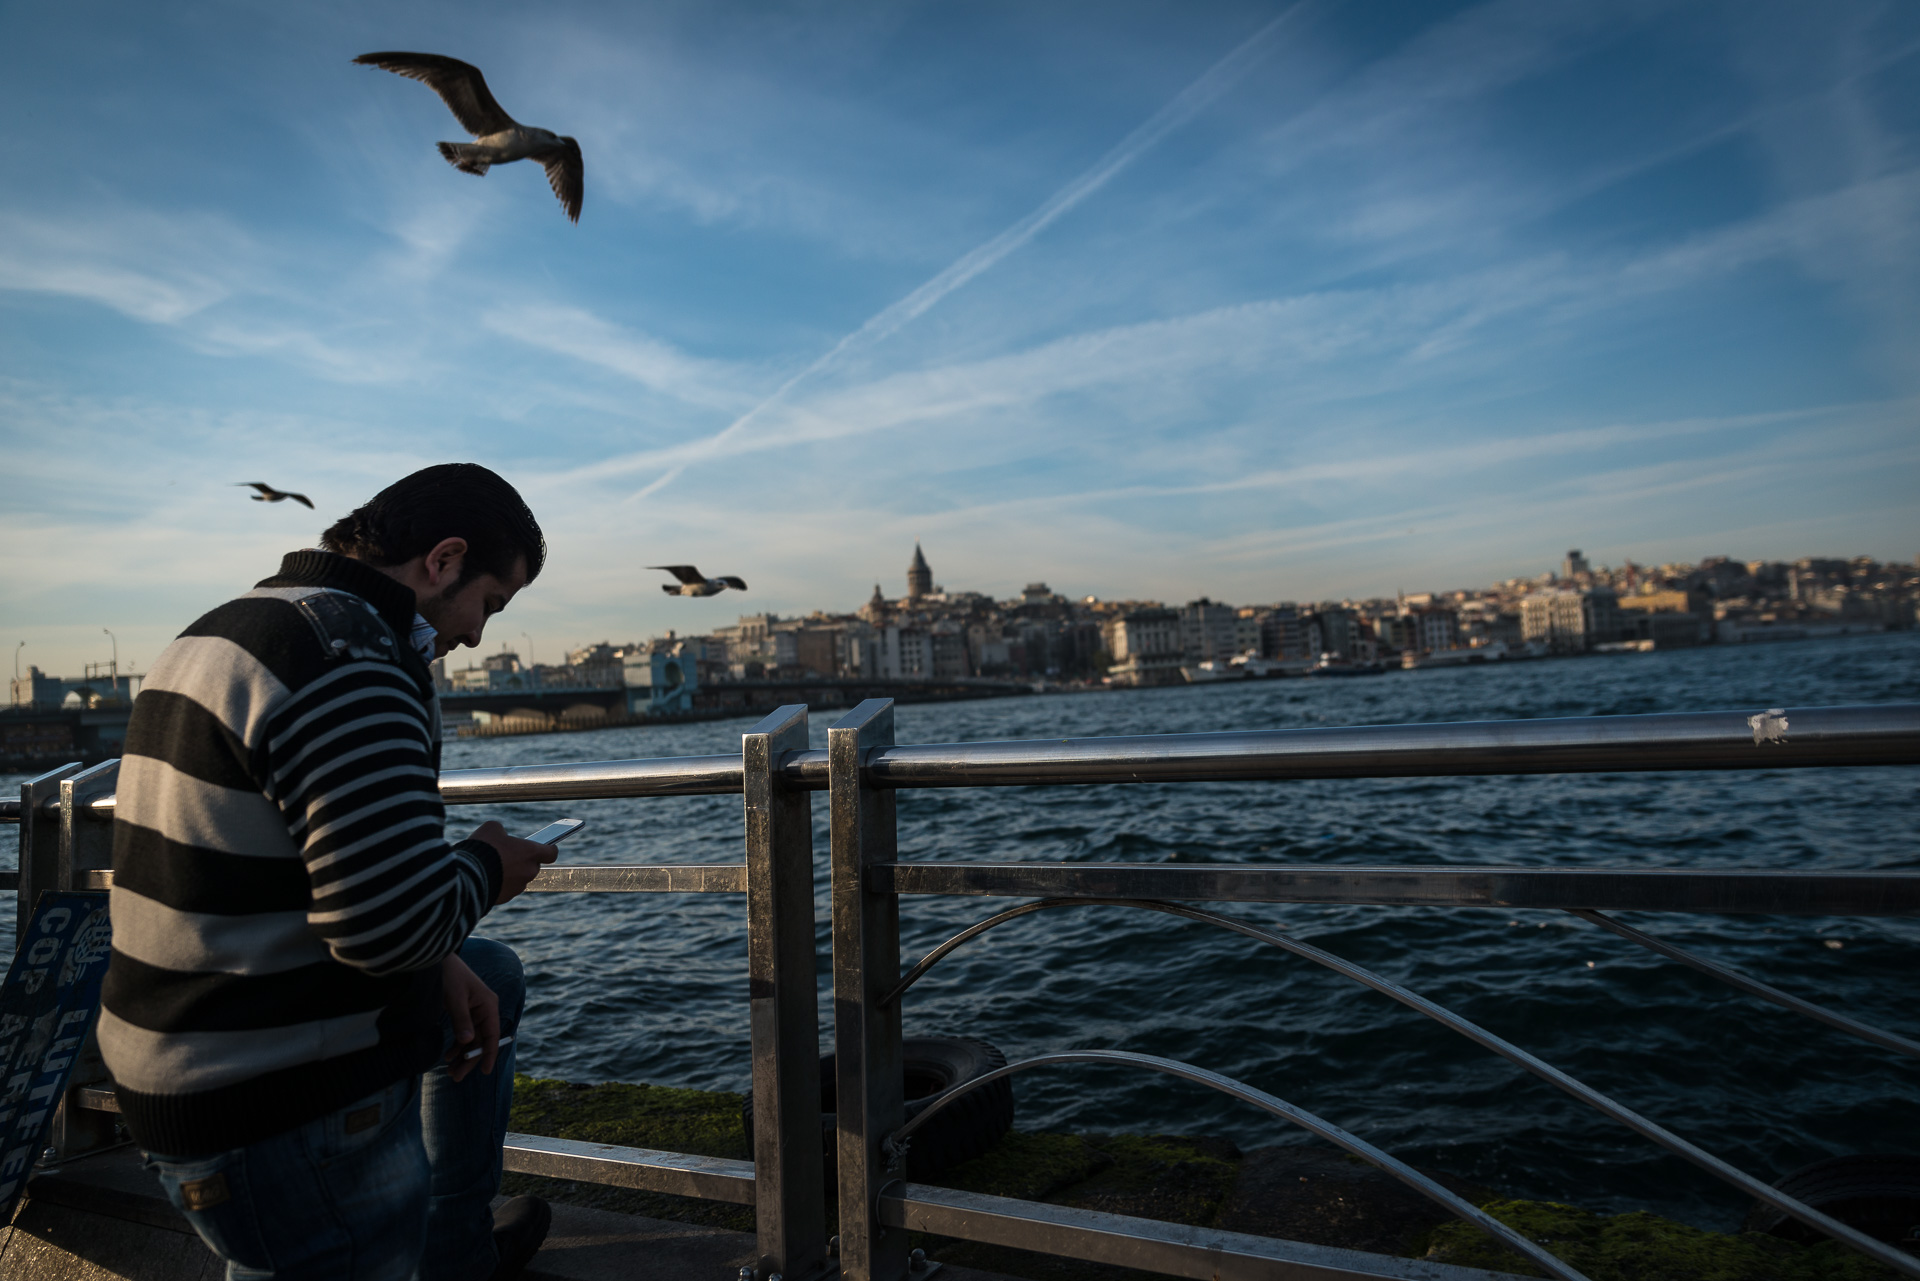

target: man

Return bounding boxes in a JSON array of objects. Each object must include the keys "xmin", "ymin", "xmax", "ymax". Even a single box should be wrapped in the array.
[{"xmin": 100, "ymin": 464, "xmax": 561, "ymax": 1280}]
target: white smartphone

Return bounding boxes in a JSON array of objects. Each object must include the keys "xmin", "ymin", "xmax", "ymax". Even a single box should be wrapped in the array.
[{"xmin": 523, "ymin": 818, "xmax": 585, "ymax": 845}]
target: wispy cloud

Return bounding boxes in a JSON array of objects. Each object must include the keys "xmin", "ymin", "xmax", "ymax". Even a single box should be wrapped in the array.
[
  {"xmin": 619, "ymin": 3, "xmax": 1316, "ymax": 497},
  {"xmin": 0, "ymin": 211, "xmax": 235, "ymax": 324},
  {"xmin": 480, "ymin": 303, "xmax": 759, "ymax": 411}
]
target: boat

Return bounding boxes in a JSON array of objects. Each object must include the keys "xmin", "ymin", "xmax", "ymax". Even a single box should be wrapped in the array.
[
  {"xmin": 1180, "ymin": 659, "xmax": 1246, "ymax": 683},
  {"xmin": 1401, "ymin": 642, "xmax": 1508, "ymax": 670},
  {"xmin": 1310, "ymin": 652, "xmax": 1388, "ymax": 677}
]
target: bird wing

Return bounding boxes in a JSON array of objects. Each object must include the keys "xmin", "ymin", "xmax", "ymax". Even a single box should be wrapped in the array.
[
  {"xmin": 539, "ymin": 138, "xmax": 583, "ymax": 223},
  {"xmin": 353, "ymin": 52, "xmax": 518, "ymax": 137},
  {"xmin": 649, "ymin": 565, "xmax": 706, "ymax": 584},
  {"xmin": 287, "ymin": 492, "xmax": 314, "ymax": 509},
  {"xmin": 238, "ymin": 482, "xmax": 273, "ymax": 495},
  {"xmin": 717, "ymin": 577, "xmax": 748, "ymax": 591}
]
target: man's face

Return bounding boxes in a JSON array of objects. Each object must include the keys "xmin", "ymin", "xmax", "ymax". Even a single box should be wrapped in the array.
[{"xmin": 419, "ymin": 557, "xmax": 530, "ymax": 659}]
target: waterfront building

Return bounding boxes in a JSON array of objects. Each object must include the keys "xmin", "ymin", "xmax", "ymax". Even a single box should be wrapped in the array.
[
  {"xmin": 565, "ymin": 642, "xmax": 625, "ymax": 687},
  {"xmin": 1409, "ymin": 606, "xmax": 1460, "ymax": 654},
  {"xmin": 1179, "ymin": 599, "xmax": 1240, "ymax": 664},
  {"xmin": 1521, "ymin": 587, "xmax": 1622, "ymax": 653},
  {"xmin": 1106, "ymin": 607, "xmax": 1183, "ymax": 686},
  {"xmin": 1302, "ymin": 606, "xmax": 1362, "ymax": 661},
  {"xmin": 1618, "ymin": 589, "xmax": 1708, "ymax": 617},
  {"xmin": 1233, "ymin": 610, "xmax": 1264, "ymax": 657},
  {"xmin": 1257, "ymin": 605, "xmax": 1303, "ymax": 660}
]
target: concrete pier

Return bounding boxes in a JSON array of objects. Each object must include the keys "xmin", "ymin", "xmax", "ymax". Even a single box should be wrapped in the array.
[{"xmin": 1, "ymin": 1148, "xmax": 1024, "ymax": 1280}]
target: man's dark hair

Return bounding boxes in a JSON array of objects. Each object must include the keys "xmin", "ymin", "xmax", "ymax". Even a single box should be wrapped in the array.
[{"xmin": 321, "ymin": 463, "xmax": 545, "ymax": 586}]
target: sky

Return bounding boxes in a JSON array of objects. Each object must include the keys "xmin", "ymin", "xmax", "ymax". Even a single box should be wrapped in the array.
[{"xmin": 3, "ymin": 0, "xmax": 1918, "ymax": 676}]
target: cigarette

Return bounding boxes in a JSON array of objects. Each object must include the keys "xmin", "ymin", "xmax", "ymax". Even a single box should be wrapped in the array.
[{"xmin": 462, "ymin": 1035, "xmax": 514, "ymax": 1061}]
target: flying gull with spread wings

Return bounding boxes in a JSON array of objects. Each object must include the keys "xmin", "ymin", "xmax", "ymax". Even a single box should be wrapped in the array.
[
  {"xmin": 651, "ymin": 566, "xmax": 748, "ymax": 598},
  {"xmin": 354, "ymin": 52, "xmax": 583, "ymax": 222},
  {"xmin": 238, "ymin": 483, "xmax": 314, "ymax": 509}
]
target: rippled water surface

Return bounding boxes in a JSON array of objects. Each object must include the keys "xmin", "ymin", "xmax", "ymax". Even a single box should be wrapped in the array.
[{"xmin": 10, "ymin": 632, "xmax": 1918, "ymax": 1226}]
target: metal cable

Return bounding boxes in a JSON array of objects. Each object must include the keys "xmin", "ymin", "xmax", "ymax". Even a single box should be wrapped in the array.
[
  {"xmin": 1568, "ymin": 908, "xmax": 1920, "ymax": 1060},
  {"xmin": 887, "ymin": 1049, "xmax": 1591, "ymax": 1281},
  {"xmin": 885, "ymin": 896, "xmax": 1920, "ymax": 1277}
]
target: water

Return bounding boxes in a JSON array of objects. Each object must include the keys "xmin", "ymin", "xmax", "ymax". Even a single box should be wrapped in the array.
[{"xmin": 8, "ymin": 632, "xmax": 1917, "ymax": 1228}]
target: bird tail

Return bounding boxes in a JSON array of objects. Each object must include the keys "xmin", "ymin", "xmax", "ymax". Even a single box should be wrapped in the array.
[{"xmin": 437, "ymin": 141, "xmax": 491, "ymax": 176}]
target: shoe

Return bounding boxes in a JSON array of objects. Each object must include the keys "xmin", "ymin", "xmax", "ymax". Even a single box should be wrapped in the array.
[{"xmin": 489, "ymin": 1195, "xmax": 553, "ymax": 1281}]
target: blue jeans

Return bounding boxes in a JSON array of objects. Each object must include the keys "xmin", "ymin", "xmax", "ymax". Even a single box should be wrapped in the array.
[{"xmin": 146, "ymin": 938, "xmax": 525, "ymax": 1281}]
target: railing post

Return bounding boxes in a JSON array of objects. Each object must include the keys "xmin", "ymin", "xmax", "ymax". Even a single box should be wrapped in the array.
[
  {"xmin": 48, "ymin": 759, "xmax": 120, "ymax": 1162},
  {"xmin": 830, "ymin": 699, "xmax": 909, "ymax": 1281},
  {"xmin": 58, "ymin": 760, "xmax": 118, "ymax": 896},
  {"xmin": 743, "ymin": 706, "xmax": 831, "ymax": 1281},
  {"xmin": 16, "ymin": 762, "xmax": 82, "ymax": 942}
]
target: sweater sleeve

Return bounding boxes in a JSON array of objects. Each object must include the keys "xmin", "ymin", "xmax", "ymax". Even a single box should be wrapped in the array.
[{"xmin": 266, "ymin": 655, "xmax": 503, "ymax": 975}]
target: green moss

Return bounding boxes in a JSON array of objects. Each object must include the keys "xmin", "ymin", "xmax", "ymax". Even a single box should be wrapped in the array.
[
  {"xmin": 497, "ymin": 1076, "xmax": 1905, "ymax": 1281},
  {"xmin": 920, "ymin": 1134, "xmax": 1242, "ymax": 1281},
  {"xmin": 503, "ymin": 1075, "xmax": 757, "ymax": 1231},
  {"xmin": 508, "ymin": 1074, "xmax": 748, "ymax": 1160},
  {"xmin": 1054, "ymin": 1134, "xmax": 1240, "ymax": 1224},
  {"xmin": 935, "ymin": 1132, "xmax": 1112, "ymax": 1202},
  {"xmin": 1424, "ymin": 1198, "xmax": 1901, "ymax": 1281}
]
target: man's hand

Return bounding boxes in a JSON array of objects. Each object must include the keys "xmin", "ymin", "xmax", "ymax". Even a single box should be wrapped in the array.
[
  {"xmin": 442, "ymin": 953, "xmax": 500, "ymax": 1082},
  {"xmin": 467, "ymin": 820, "xmax": 561, "ymax": 903}
]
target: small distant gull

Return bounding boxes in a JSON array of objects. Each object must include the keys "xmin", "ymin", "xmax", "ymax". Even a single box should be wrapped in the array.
[
  {"xmin": 354, "ymin": 51, "xmax": 583, "ymax": 223},
  {"xmin": 651, "ymin": 566, "xmax": 748, "ymax": 598},
  {"xmin": 238, "ymin": 482, "xmax": 313, "ymax": 510}
]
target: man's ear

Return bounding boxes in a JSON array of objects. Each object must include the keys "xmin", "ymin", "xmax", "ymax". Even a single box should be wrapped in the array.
[{"xmin": 422, "ymin": 537, "xmax": 469, "ymax": 591}]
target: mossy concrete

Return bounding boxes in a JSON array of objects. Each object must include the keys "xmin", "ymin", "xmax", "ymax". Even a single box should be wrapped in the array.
[
  {"xmin": 505, "ymin": 1077, "xmax": 1903, "ymax": 1281},
  {"xmin": 503, "ymin": 1075, "xmax": 757, "ymax": 1232},
  {"xmin": 1424, "ymin": 1199, "xmax": 1901, "ymax": 1281}
]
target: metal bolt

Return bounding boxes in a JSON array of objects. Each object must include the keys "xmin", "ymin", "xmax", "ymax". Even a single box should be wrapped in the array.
[
  {"xmin": 41, "ymin": 1147, "xmax": 55, "ymax": 1161},
  {"xmin": 909, "ymin": 1248, "xmax": 928, "ymax": 1272},
  {"xmin": 828, "ymin": 1235, "xmax": 840, "ymax": 1258},
  {"xmin": 330, "ymin": 639, "xmax": 347, "ymax": 650},
  {"xmin": 737, "ymin": 1269, "xmax": 753, "ymax": 1281},
  {"xmin": 378, "ymin": 636, "xmax": 392, "ymax": 646}
]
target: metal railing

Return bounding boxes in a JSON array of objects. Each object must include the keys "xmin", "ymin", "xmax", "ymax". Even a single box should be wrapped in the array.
[{"xmin": 9, "ymin": 700, "xmax": 1920, "ymax": 1280}]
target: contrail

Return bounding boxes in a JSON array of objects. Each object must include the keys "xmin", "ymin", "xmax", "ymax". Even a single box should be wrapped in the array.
[{"xmin": 629, "ymin": 4, "xmax": 1312, "ymax": 497}]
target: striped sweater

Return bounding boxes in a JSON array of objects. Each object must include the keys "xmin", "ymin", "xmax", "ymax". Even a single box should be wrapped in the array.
[{"xmin": 101, "ymin": 552, "xmax": 502, "ymax": 1155}]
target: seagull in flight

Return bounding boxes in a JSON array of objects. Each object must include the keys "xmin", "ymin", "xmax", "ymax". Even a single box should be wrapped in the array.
[
  {"xmin": 650, "ymin": 566, "xmax": 748, "ymax": 598},
  {"xmin": 238, "ymin": 483, "xmax": 314, "ymax": 509},
  {"xmin": 354, "ymin": 51, "xmax": 583, "ymax": 223}
]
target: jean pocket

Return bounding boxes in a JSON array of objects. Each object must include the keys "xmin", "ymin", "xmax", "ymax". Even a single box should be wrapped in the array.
[
  {"xmin": 147, "ymin": 1149, "xmax": 277, "ymax": 1271},
  {"xmin": 314, "ymin": 1078, "xmax": 419, "ymax": 1165}
]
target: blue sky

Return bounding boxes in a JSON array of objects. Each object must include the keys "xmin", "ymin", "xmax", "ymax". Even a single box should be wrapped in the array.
[{"xmin": 4, "ymin": 1, "xmax": 1917, "ymax": 675}]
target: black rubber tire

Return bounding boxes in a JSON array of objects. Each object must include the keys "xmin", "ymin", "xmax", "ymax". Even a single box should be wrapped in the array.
[
  {"xmin": 1743, "ymin": 1153, "xmax": 1920, "ymax": 1250},
  {"xmin": 742, "ymin": 1036, "xmax": 1014, "ymax": 1181}
]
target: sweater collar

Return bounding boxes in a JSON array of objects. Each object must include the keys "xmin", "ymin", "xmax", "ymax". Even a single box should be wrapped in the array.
[{"xmin": 259, "ymin": 551, "xmax": 421, "ymax": 637}]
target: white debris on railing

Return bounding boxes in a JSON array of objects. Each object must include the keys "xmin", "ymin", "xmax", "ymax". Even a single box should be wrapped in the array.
[{"xmin": 1747, "ymin": 707, "xmax": 1790, "ymax": 744}]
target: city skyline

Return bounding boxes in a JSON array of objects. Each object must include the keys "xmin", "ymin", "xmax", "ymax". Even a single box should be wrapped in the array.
[
  {"xmin": 15, "ymin": 538, "xmax": 1911, "ymax": 682},
  {"xmin": 5, "ymin": 3, "xmax": 1919, "ymax": 674}
]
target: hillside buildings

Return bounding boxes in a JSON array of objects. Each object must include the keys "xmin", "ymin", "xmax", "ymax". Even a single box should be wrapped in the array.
[{"xmin": 434, "ymin": 543, "xmax": 1920, "ymax": 694}]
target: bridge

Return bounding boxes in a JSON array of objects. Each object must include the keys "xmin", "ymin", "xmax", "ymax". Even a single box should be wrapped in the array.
[{"xmin": 441, "ymin": 676, "xmax": 1034, "ymax": 732}]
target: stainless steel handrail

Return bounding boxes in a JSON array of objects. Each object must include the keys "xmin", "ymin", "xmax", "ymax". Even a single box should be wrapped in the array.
[
  {"xmin": 33, "ymin": 703, "xmax": 1920, "ymax": 822},
  {"xmin": 876, "ymin": 896, "xmax": 1920, "ymax": 1275},
  {"xmin": 886, "ymin": 1050, "xmax": 1592, "ymax": 1281},
  {"xmin": 805, "ymin": 702, "xmax": 1920, "ymax": 789}
]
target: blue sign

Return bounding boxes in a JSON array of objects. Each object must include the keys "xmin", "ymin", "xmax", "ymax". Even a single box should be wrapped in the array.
[{"xmin": 0, "ymin": 892, "xmax": 112, "ymax": 1216}]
